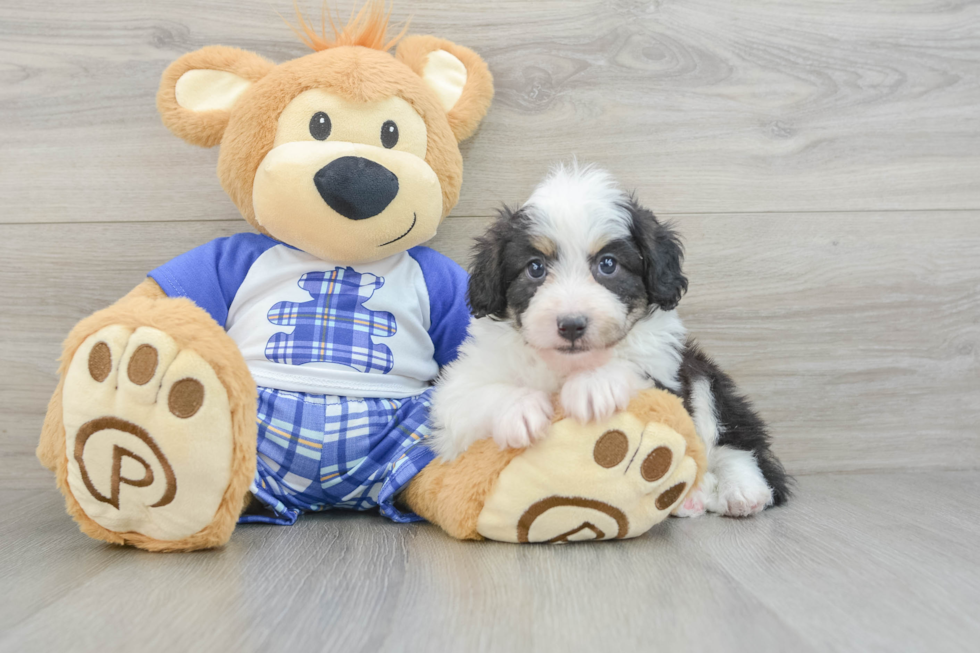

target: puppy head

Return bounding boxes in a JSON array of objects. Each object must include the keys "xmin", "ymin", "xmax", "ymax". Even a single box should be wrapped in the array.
[{"xmin": 469, "ymin": 163, "xmax": 687, "ymax": 367}]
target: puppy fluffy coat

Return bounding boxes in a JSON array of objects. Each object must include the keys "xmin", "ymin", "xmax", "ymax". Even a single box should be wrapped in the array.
[{"xmin": 431, "ymin": 164, "xmax": 789, "ymax": 517}]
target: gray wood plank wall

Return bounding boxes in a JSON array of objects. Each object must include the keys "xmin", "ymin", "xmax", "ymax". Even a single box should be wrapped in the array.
[{"xmin": 1, "ymin": 0, "xmax": 978, "ymax": 487}]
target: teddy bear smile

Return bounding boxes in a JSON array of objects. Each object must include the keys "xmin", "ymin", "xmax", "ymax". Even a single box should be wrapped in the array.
[{"xmin": 378, "ymin": 212, "xmax": 417, "ymax": 247}]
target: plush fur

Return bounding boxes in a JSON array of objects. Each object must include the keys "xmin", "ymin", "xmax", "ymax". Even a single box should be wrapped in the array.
[
  {"xmin": 40, "ymin": 4, "xmax": 704, "ymax": 548},
  {"xmin": 406, "ymin": 387, "xmax": 705, "ymax": 540},
  {"xmin": 285, "ymin": 1, "xmax": 408, "ymax": 52},
  {"xmin": 157, "ymin": 46, "xmax": 276, "ymax": 148},
  {"xmin": 38, "ymin": 279, "xmax": 257, "ymax": 551},
  {"xmin": 617, "ymin": 388, "xmax": 706, "ymax": 490},
  {"xmin": 403, "ymin": 438, "xmax": 526, "ymax": 540},
  {"xmin": 431, "ymin": 163, "xmax": 789, "ymax": 517},
  {"xmin": 395, "ymin": 35, "xmax": 495, "ymax": 142},
  {"xmin": 157, "ymin": 37, "xmax": 491, "ymax": 233},
  {"xmin": 39, "ymin": 3, "xmax": 500, "ymax": 551}
]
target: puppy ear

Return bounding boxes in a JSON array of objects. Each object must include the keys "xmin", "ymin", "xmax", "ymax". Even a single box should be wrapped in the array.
[
  {"xmin": 395, "ymin": 35, "xmax": 494, "ymax": 142},
  {"xmin": 157, "ymin": 46, "xmax": 275, "ymax": 148},
  {"xmin": 467, "ymin": 207, "xmax": 516, "ymax": 319},
  {"xmin": 628, "ymin": 201, "xmax": 688, "ymax": 311}
]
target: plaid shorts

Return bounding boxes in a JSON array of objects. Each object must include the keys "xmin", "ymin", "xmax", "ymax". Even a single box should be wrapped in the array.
[{"xmin": 239, "ymin": 386, "xmax": 436, "ymax": 526}]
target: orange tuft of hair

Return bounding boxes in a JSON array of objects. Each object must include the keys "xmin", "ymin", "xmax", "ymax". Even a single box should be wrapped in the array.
[{"xmin": 283, "ymin": 1, "xmax": 409, "ymax": 53}]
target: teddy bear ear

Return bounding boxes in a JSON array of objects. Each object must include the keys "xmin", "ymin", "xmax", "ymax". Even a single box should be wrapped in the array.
[
  {"xmin": 395, "ymin": 35, "xmax": 494, "ymax": 142},
  {"xmin": 157, "ymin": 46, "xmax": 276, "ymax": 148}
]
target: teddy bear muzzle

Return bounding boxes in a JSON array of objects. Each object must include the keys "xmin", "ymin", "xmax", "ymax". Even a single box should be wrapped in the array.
[{"xmin": 251, "ymin": 140, "xmax": 444, "ymax": 265}]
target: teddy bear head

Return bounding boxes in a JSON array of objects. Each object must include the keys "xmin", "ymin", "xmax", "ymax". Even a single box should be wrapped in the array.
[{"xmin": 157, "ymin": 3, "xmax": 493, "ymax": 264}]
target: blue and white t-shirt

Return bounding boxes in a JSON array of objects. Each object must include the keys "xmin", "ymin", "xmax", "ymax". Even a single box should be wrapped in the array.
[{"xmin": 149, "ymin": 233, "xmax": 470, "ymax": 399}]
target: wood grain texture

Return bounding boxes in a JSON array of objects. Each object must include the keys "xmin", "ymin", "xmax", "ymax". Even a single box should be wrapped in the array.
[
  {"xmin": 2, "ymin": 2, "xmax": 979, "ymax": 648},
  {"xmin": 2, "ymin": 213, "xmax": 977, "ymax": 489},
  {"xmin": 2, "ymin": 0, "xmax": 980, "ymax": 224},
  {"xmin": 1, "ymin": 472, "xmax": 978, "ymax": 652}
]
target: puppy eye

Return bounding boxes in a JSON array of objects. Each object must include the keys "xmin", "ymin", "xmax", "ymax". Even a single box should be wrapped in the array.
[
  {"xmin": 310, "ymin": 112, "xmax": 332, "ymax": 140},
  {"xmin": 526, "ymin": 259, "xmax": 546, "ymax": 280},
  {"xmin": 598, "ymin": 255, "xmax": 618, "ymax": 275},
  {"xmin": 381, "ymin": 120, "xmax": 399, "ymax": 148}
]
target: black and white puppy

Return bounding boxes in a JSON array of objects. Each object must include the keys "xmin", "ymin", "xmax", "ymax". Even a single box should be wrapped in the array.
[{"xmin": 430, "ymin": 164, "xmax": 789, "ymax": 516}]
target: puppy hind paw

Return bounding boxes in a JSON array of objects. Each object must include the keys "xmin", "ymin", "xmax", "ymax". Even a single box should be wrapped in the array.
[
  {"xmin": 701, "ymin": 451, "xmax": 775, "ymax": 517},
  {"xmin": 672, "ymin": 487, "xmax": 707, "ymax": 518},
  {"xmin": 716, "ymin": 483, "xmax": 773, "ymax": 517}
]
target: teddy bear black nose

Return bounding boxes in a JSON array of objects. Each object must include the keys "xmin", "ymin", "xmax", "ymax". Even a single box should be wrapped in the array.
[{"xmin": 313, "ymin": 156, "xmax": 399, "ymax": 221}]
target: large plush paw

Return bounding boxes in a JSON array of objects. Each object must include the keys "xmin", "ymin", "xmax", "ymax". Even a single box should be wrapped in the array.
[
  {"xmin": 62, "ymin": 325, "xmax": 235, "ymax": 542},
  {"xmin": 491, "ymin": 390, "xmax": 554, "ymax": 450},
  {"xmin": 476, "ymin": 410, "xmax": 698, "ymax": 543},
  {"xmin": 560, "ymin": 364, "xmax": 635, "ymax": 423}
]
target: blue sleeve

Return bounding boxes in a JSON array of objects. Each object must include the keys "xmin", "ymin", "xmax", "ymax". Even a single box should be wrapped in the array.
[
  {"xmin": 148, "ymin": 233, "xmax": 280, "ymax": 328},
  {"xmin": 408, "ymin": 246, "xmax": 472, "ymax": 367}
]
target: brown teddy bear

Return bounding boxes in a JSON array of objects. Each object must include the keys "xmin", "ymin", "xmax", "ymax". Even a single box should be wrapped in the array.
[{"xmin": 36, "ymin": 3, "xmax": 704, "ymax": 550}]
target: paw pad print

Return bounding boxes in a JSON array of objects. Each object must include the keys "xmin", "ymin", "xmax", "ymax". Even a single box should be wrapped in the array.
[
  {"xmin": 477, "ymin": 411, "xmax": 698, "ymax": 543},
  {"xmin": 265, "ymin": 268, "xmax": 397, "ymax": 373},
  {"xmin": 62, "ymin": 325, "xmax": 234, "ymax": 541},
  {"xmin": 593, "ymin": 429, "xmax": 685, "ymax": 508}
]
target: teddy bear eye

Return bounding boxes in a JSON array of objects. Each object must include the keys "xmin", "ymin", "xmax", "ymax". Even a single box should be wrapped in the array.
[
  {"xmin": 381, "ymin": 120, "xmax": 399, "ymax": 148},
  {"xmin": 310, "ymin": 112, "xmax": 331, "ymax": 140}
]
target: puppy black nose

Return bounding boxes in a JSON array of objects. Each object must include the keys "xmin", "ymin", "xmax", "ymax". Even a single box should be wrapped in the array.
[
  {"xmin": 313, "ymin": 156, "xmax": 399, "ymax": 221},
  {"xmin": 557, "ymin": 315, "xmax": 588, "ymax": 342}
]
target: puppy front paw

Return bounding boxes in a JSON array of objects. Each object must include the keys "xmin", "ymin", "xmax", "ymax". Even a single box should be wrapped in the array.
[
  {"xmin": 492, "ymin": 391, "xmax": 554, "ymax": 450},
  {"xmin": 560, "ymin": 367, "xmax": 634, "ymax": 423}
]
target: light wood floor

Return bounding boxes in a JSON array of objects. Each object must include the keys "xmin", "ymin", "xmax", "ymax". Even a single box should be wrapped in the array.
[
  {"xmin": 1, "ymin": 473, "xmax": 978, "ymax": 652},
  {"xmin": 1, "ymin": 0, "xmax": 978, "ymax": 651}
]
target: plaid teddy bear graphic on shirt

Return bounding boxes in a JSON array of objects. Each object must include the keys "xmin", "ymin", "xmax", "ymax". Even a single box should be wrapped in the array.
[{"xmin": 265, "ymin": 267, "xmax": 397, "ymax": 373}]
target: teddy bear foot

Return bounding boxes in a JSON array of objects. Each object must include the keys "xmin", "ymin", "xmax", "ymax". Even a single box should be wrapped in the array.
[
  {"xmin": 402, "ymin": 389, "xmax": 705, "ymax": 543},
  {"xmin": 477, "ymin": 410, "xmax": 698, "ymax": 543},
  {"xmin": 60, "ymin": 325, "xmax": 245, "ymax": 551}
]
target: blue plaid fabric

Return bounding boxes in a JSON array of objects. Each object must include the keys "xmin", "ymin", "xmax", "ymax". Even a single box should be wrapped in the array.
[
  {"xmin": 265, "ymin": 267, "xmax": 397, "ymax": 373},
  {"xmin": 239, "ymin": 386, "xmax": 437, "ymax": 526}
]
